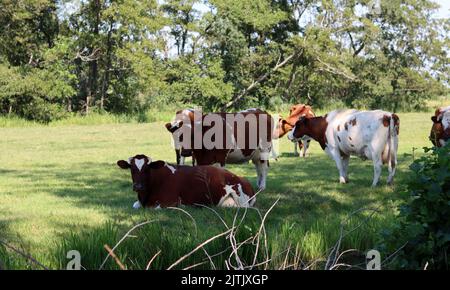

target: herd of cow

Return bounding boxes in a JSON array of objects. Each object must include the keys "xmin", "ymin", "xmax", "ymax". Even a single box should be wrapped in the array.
[{"xmin": 117, "ymin": 105, "xmax": 450, "ymax": 210}]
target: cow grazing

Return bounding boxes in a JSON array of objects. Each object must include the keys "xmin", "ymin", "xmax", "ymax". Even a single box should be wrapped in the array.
[
  {"xmin": 165, "ymin": 109, "xmax": 198, "ymax": 165},
  {"xmin": 430, "ymin": 106, "xmax": 450, "ymax": 147},
  {"xmin": 117, "ymin": 154, "xmax": 256, "ymax": 208},
  {"xmin": 288, "ymin": 109, "xmax": 400, "ymax": 186},
  {"xmin": 274, "ymin": 104, "xmax": 315, "ymax": 157}
]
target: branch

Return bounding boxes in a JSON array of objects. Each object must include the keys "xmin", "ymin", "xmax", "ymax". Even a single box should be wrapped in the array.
[
  {"xmin": 316, "ymin": 57, "xmax": 358, "ymax": 82},
  {"xmin": 167, "ymin": 228, "xmax": 234, "ymax": 270},
  {"xmin": 0, "ymin": 239, "xmax": 49, "ymax": 270},
  {"xmin": 74, "ymin": 47, "xmax": 102, "ymax": 62},
  {"xmin": 222, "ymin": 52, "xmax": 298, "ymax": 110}
]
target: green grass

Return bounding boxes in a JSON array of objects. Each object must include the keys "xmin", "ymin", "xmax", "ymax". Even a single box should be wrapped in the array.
[{"xmin": 0, "ymin": 111, "xmax": 439, "ymax": 269}]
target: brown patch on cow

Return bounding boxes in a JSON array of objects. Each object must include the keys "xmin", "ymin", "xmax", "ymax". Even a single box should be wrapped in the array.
[
  {"xmin": 350, "ymin": 144, "xmax": 355, "ymax": 147},
  {"xmin": 344, "ymin": 123, "xmax": 348, "ymax": 131},
  {"xmin": 382, "ymin": 115, "xmax": 391, "ymax": 127},
  {"xmin": 348, "ymin": 136, "xmax": 352, "ymax": 141},
  {"xmin": 337, "ymin": 136, "xmax": 341, "ymax": 142},
  {"xmin": 350, "ymin": 118, "xmax": 357, "ymax": 126},
  {"xmin": 291, "ymin": 116, "xmax": 328, "ymax": 150},
  {"xmin": 337, "ymin": 125, "xmax": 340, "ymax": 131}
]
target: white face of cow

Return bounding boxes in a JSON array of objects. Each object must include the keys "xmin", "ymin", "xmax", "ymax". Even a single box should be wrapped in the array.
[{"xmin": 441, "ymin": 112, "xmax": 450, "ymax": 130}]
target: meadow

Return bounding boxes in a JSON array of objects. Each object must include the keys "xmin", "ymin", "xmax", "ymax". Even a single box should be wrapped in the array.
[{"xmin": 0, "ymin": 109, "xmax": 441, "ymax": 269}]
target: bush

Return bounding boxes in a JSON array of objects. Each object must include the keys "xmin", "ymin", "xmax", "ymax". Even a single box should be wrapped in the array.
[{"xmin": 382, "ymin": 143, "xmax": 450, "ymax": 270}]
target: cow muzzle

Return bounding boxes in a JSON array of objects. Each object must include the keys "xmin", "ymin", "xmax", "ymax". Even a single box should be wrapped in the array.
[{"xmin": 133, "ymin": 183, "xmax": 144, "ymax": 191}]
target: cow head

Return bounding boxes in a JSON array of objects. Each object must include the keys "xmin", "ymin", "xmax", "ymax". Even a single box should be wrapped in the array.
[
  {"xmin": 289, "ymin": 105, "xmax": 305, "ymax": 116},
  {"xmin": 165, "ymin": 109, "xmax": 197, "ymax": 133},
  {"xmin": 273, "ymin": 117, "xmax": 293, "ymax": 138},
  {"xmin": 117, "ymin": 154, "xmax": 166, "ymax": 205},
  {"xmin": 431, "ymin": 110, "xmax": 450, "ymax": 147},
  {"xmin": 165, "ymin": 120, "xmax": 184, "ymax": 133},
  {"xmin": 287, "ymin": 117, "xmax": 309, "ymax": 141}
]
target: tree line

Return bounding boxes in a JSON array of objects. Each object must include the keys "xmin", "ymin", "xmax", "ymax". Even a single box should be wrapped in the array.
[{"xmin": 0, "ymin": 0, "xmax": 448, "ymax": 122}]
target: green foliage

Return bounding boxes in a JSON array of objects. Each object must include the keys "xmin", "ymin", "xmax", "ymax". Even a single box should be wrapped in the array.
[
  {"xmin": 382, "ymin": 144, "xmax": 450, "ymax": 270},
  {"xmin": 0, "ymin": 0, "xmax": 448, "ymax": 119}
]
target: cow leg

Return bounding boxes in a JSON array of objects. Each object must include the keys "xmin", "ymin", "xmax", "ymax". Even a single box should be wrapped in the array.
[
  {"xmin": 328, "ymin": 148, "xmax": 347, "ymax": 184},
  {"xmin": 175, "ymin": 149, "xmax": 181, "ymax": 165},
  {"xmin": 302, "ymin": 139, "xmax": 310, "ymax": 158},
  {"xmin": 371, "ymin": 155, "xmax": 383, "ymax": 187},
  {"xmin": 252, "ymin": 159, "xmax": 262, "ymax": 189},
  {"xmin": 293, "ymin": 142, "xmax": 299, "ymax": 156},
  {"xmin": 252, "ymin": 159, "xmax": 268, "ymax": 190},
  {"xmin": 180, "ymin": 156, "xmax": 185, "ymax": 165},
  {"xmin": 341, "ymin": 154, "xmax": 350, "ymax": 183}
]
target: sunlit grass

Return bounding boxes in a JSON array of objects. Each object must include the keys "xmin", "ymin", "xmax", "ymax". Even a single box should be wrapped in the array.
[{"xmin": 0, "ymin": 111, "xmax": 439, "ymax": 269}]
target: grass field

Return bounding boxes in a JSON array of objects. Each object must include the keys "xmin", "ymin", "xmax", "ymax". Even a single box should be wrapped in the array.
[{"xmin": 0, "ymin": 110, "xmax": 441, "ymax": 269}]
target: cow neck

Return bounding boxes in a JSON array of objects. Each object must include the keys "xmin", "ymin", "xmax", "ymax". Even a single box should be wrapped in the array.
[
  {"xmin": 146, "ymin": 167, "xmax": 166, "ymax": 194},
  {"xmin": 307, "ymin": 117, "xmax": 328, "ymax": 150}
]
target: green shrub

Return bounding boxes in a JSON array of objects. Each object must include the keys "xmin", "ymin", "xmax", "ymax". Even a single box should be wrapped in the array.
[{"xmin": 382, "ymin": 143, "xmax": 450, "ymax": 270}]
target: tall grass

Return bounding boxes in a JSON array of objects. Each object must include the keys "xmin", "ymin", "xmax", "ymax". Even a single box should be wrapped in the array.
[{"xmin": 44, "ymin": 208, "xmax": 395, "ymax": 270}]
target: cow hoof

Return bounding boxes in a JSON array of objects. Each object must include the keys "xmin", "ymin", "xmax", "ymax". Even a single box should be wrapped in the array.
[{"xmin": 132, "ymin": 201, "xmax": 142, "ymax": 209}]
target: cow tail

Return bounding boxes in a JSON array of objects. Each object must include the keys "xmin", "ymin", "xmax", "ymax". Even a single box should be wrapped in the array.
[{"xmin": 388, "ymin": 114, "xmax": 398, "ymax": 169}]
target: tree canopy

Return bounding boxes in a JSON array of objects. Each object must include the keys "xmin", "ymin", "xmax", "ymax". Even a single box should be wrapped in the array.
[{"xmin": 0, "ymin": 0, "xmax": 448, "ymax": 122}]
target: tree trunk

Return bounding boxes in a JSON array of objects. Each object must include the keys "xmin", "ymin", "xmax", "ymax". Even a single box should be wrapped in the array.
[
  {"xmin": 87, "ymin": 0, "xmax": 101, "ymax": 112},
  {"xmin": 101, "ymin": 20, "xmax": 114, "ymax": 111}
]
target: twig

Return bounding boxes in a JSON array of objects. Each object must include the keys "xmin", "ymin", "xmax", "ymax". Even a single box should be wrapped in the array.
[
  {"xmin": 104, "ymin": 244, "xmax": 126, "ymax": 270},
  {"xmin": 167, "ymin": 228, "xmax": 233, "ymax": 270},
  {"xmin": 167, "ymin": 207, "xmax": 198, "ymax": 236},
  {"xmin": 0, "ymin": 239, "xmax": 48, "ymax": 270},
  {"xmin": 183, "ymin": 261, "xmax": 208, "ymax": 270},
  {"xmin": 99, "ymin": 220, "xmax": 155, "ymax": 270},
  {"xmin": 146, "ymin": 250, "xmax": 161, "ymax": 270}
]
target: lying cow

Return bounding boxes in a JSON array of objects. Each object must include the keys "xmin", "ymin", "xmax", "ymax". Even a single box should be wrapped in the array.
[
  {"xmin": 274, "ymin": 104, "xmax": 315, "ymax": 157},
  {"xmin": 117, "ymin": 154, "xmax": 256, "ymax": 208},
  {"xmin": 165, "ymin": 109, "xmax": 199, "ymax": 165},
  {"xmin": 430, "ymin": 106, "xmax": 450, "ymax": 147},
  {"xmin": 288, "ymin": 109, "xmax": 400, "ymax": 186}
]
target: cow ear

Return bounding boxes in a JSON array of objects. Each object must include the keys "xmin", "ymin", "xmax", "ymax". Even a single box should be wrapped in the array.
[
  {"xmin": 148, "ymin": 160, "xmax": 165, "ymax": 170},
  {"xmin": 165, "ymin": 123, "xmax": 172, "ymax": 131},
  {"xmin": 117, "ymin": 160, "xmax": 131, "ymax": 169},
  {"xmin": 431, "ymin": 116, "xmax": 439, "ymax": 123}
]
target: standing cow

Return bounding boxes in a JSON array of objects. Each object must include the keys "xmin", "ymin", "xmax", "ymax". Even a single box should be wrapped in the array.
[
  {"xmin": 117, "ymin": 154, "xmax": 256, "ymax": 208},
  {"xmin": 288, "ymin": 109, "xmax": 400, "ymax": 186},
  {"xmin": 165, "ymin": 109, "xmax": 198, "ymax": 165},
  {"xmin": 168, "ymin": 108, "xmax": 274, "ymax": 190},
  {"xmin": 274, "ymin": 104, "xmax": 315, "ymax": 157},
  {"xmin": 430, "ymin": 106, "xmax": 450, "ymax": 147}
]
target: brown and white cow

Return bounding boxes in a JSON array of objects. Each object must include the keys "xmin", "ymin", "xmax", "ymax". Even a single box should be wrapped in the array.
[
  {"xmin": 117, "ymin": 154, "xmax": 256, "ymax": 209},
  {"xmin": 168, "ymin": 108, "xmax": 274, "ymax": 190},
  {"xmin": 430, "ymin": 105, "xmax": 450, "ymax": 147},
  {"xmin": 288, "ymin": 109, "xmax": 400, "ymax": 186},
  {"xmin": 165, "ymin": 109, "xmax": 198, "ymax": 165},
  {"xmin": 195, "ymin": 108, "xmax": 273, "ymax": 190},
  {"xmin": 274, "ymin": 104, "xmax": 315, "ymax": 157}
]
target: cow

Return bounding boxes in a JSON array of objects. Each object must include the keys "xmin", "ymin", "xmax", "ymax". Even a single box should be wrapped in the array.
[
  {"xmin": 288, "ymin": 109, "xmax": 400, "ymax": 187},
  {"xmin": 430, "ymin": 106, "xmax": 450, "ymax": 147},
  {"xmin": 169, "ymin": 108, "xmax": 274, "ymax": 191},
  {"xmin": 165, "ymin": 109, "xmax": 198, "ymax": 165},
  {"xmin": 117, "ymin": 154, "xmax": 256, "ymax": 209},
  {"xmin": 274, "ymin": 104, "xmax": 315, "ymax": 157}
]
